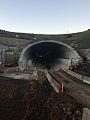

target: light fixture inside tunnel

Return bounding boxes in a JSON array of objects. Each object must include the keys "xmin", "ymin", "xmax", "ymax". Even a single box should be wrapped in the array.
[{"xmin": 18, "ymin": 40, "xmax": 81, "ymax": 70}]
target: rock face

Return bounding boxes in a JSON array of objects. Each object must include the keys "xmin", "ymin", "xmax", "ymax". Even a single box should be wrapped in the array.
[{"xmin": 80, "ymin": 49, "xmax": 90, "ymax": 60}]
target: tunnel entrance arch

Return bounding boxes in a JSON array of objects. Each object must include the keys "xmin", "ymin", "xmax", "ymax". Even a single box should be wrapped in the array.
[{"xmin": 18, "ymin": 40, "xmax": 81, "ymax": 70}]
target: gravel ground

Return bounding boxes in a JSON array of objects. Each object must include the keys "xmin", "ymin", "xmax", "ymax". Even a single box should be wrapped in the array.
[{"xmin": 0, "ymin": 74, "xmax": 83, "ymax": 120}]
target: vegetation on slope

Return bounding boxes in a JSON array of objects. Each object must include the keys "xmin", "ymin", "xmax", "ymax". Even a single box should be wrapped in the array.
[{"xmin": 0, "ymin": 29, "xmax": 90, "ymax": 48}]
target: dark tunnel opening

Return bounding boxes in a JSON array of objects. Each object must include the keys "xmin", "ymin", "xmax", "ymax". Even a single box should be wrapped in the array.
[
  {"xmin": 19, "ymin": 41, "xmax": 81, "ymax": 69},
  {"xmin": 29, "ymin": 42, "xmax": 63, "ymax": 68}
]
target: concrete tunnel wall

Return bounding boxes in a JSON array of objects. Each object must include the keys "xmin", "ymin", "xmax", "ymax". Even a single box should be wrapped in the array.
[{"xmin": 18, "ymin": 40, "xmax": 81, "ymax": 69}]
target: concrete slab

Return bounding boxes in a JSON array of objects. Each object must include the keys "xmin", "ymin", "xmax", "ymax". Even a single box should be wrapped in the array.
[
  {"xmin": 82, "ymin": 108, "xmax": 90, "ymax": 120},
  {"xmin": 2, "ymin": 73, "xmax": 31, "ymax": 80}
]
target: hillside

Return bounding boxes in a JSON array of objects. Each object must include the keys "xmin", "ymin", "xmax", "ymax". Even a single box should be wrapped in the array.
[
  {"xmin": 0, "ymin": 37, "xmax": 31, "ymax": 47},
  {"xmin": 0, "ymin": 29, "xmax": 90, "ymax": 49}
]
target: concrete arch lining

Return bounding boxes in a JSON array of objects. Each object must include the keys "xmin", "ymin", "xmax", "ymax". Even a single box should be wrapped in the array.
[{"xmin": 18, "ymin": 40, "xmax": 81, "ymax": 69}]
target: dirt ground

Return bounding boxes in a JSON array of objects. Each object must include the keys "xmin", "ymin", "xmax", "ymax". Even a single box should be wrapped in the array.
[{"xmin": 0, "ymin": 74, "xmax": 83, "ymax": 120}]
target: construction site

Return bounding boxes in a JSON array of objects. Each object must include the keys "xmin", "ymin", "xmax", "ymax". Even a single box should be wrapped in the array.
[{"xmin": 0, "ymin": 30, "xmax": 90, "ymax": 120}]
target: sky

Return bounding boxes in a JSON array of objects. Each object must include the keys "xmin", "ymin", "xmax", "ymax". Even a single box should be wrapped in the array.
[{"xmin": 0, "ymin": 0, "xmax": 90, "ymax": 34}]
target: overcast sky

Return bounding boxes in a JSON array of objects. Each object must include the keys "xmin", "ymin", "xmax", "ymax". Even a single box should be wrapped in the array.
[{"xmin": 0, "ymin": 0, "xmax": 90, "ymax": 34}]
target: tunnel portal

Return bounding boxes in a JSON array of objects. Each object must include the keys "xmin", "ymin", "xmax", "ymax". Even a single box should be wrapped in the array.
[{"xmin": 19, "ymin": 40, "xmax": 81, "ymax": 69}]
